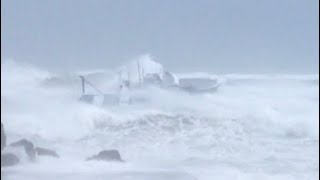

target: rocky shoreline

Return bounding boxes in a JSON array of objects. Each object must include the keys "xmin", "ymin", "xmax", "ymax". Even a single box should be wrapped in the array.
[{"xmin": 1, "ymin": 123, "xmax": 124, "ymax": 167}]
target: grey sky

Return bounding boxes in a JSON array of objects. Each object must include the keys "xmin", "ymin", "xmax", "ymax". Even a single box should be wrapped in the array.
[{"xmin": 1, "ymin": 0, "xmax": 319, "ymax": 74}]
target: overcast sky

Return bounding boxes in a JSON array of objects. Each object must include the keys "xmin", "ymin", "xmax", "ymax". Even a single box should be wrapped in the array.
[{"xmin": 1, "ymin": 0, "xmax": 319, "ymax": 74}]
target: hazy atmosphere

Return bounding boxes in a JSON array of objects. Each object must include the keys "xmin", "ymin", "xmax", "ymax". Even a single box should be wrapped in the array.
[
  {"xmin": 1, "ymin": 1, "xmax": 319, "ymax": 180},
  {"xmin": 1, "ymin": 0, "xmax": 319, "ymax": 73}
]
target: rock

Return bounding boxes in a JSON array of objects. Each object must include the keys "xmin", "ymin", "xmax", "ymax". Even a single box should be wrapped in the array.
[
  {"xmin": 35, "ymin": 147, "xmax": 59, "ymax": 158},
  {"xmin": 1, "ymin": 153, "xmax": 20, "ymax": 167},
  {"xmin": 1, "ymin": 123, "xmax": 6, "ymax": 151},
  {"xmin": 10, "ymin": 139, "xmax": 36, "ymax": 161},
  {"xmin": 2, "ymin": 145, "xmax": 31, "ymax": 164},
  {"xmin": 86, "ymin": 150, "xmax": 124, "ymax": 162}
]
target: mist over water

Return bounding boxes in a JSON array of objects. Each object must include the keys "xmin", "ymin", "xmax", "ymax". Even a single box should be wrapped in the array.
[{"xmin": 1, "ymin": 57, "xmax": 318, "ymax": 180}]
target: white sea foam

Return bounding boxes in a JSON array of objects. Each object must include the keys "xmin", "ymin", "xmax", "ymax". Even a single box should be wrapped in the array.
[{"xmin": 1, "ymin": 57, "xmax": 319, "ymax": 180}]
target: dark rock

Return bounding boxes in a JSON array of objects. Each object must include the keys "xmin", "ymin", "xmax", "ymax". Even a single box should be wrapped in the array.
[
  {"xmin": 10, "ymin": 139, "xmax": 36, "ymax": 161},
  {"xmin": 35, "ymin": 147, "xmax": 59, "ymax": 158},
  {"xmin": 1, "ymin": 153, "xmax": 20, "ymax": 167},
  {"xmin": 86, "ymin": 150, "xmax": 124, "ymax": 162},
  {"xmin": 1, "ymin": 123, "xmax": 6, "ymax": 151}
]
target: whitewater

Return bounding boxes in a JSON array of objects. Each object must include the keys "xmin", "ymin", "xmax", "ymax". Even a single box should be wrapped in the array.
[{"xmin": 1, "ymin": 58, "xmax": 319, "ymax": 180}]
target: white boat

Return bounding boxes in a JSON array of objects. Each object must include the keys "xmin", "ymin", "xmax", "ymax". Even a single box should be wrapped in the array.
[{"xmin": 79, "ymin": 55, "xmax": 222, "ymax": 106}]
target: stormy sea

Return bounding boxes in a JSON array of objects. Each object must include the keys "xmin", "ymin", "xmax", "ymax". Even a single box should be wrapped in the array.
[{"xmin": 1, "ymin": 56, "xmax": 319, "ymax": 180}]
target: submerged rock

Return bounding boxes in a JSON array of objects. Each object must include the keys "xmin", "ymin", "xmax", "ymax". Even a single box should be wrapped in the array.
[
  {"xmin": 86, "ymin": 150, "xmax": 124, "ymax": 162},
  {"xmin": 1, "ymin": 123, "xmax": 6, "ymax": 151},
  {"xmin": 35, "ymin": 147, "xmax": 59, "ymax": 158},
  {"xmin": 1, "ymin": 153, "xmax": 20, "ymax": 167}
]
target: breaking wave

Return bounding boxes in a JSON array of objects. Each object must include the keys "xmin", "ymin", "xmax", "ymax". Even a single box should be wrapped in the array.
[{"xmin": 1, "ymin": 58, "xmax": 319, "ymax": 180}]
